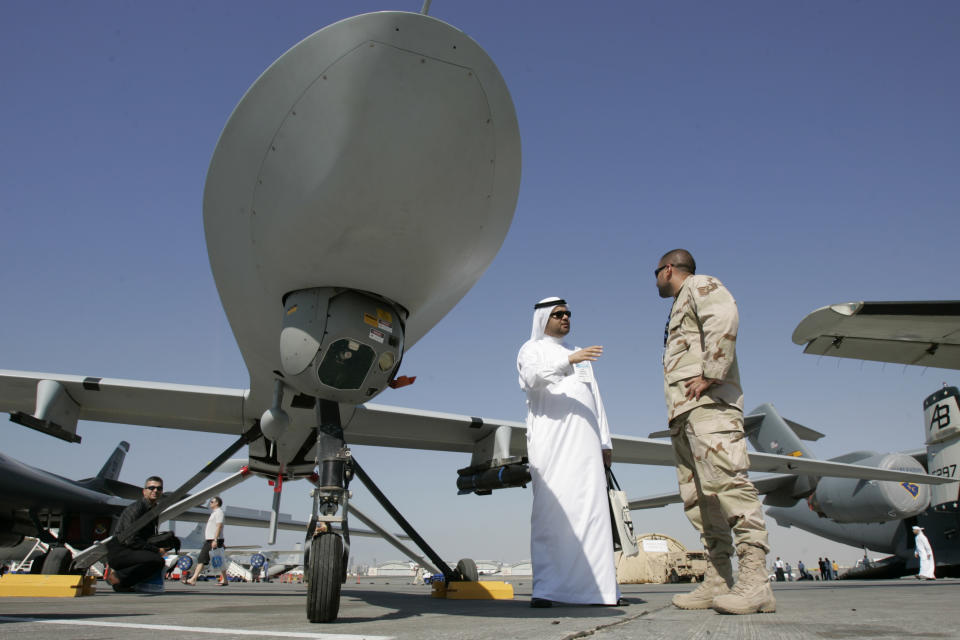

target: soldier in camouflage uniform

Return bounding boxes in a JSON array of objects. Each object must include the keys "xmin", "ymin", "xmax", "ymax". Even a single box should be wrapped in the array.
[{"xmin": 655, "ymin": 249, "xmax": 775, "ymax": 615}]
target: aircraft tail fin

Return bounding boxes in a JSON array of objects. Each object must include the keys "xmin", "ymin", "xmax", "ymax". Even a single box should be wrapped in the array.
[
  {"xmin": 745, "ymin": 404, "xmax": 817, "ymax": 505},
  {"xmin": 782, "ymin": 418, "xmax": 825, "ymax": 442},
  {"xmin": 744, "ymin": 404, "xmax": 816, "ymax": 459},
  {"xmin": 96, "ymin": 441, "xmax": 130, "ymax": 481},
  {"xmin": 923, "ymin": 386, "xmax": 960, "ymax": 511},
  {"xmin": 180, "ymin": 523, "xmax": 206, "ymax": 549}
]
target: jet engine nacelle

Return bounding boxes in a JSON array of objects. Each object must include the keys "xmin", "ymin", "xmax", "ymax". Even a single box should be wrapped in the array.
[
  {"xmin": 810, "ymin": 453, "xmax": 930, "ymax": 523},
  {"xmin": 923, "ymin": 385, "xmax": 960, "ymax": 511}
]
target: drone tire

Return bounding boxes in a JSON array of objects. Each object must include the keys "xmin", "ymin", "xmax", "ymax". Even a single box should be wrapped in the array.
[
  {"xmin": 306, "ymin": 534, "xmax": 343, "ymax": 623},
  {"xmin": 456, "ymin": 558, "xmax": 479, "ymax": 582}
]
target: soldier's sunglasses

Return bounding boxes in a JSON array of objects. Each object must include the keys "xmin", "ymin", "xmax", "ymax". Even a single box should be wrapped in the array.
[{"xmin": 654, "ymin": 264, "xmax": 672, "ymax": 277}]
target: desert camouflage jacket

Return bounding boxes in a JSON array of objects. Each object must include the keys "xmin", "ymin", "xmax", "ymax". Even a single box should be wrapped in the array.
[{"xmin": 663, "ymin": 274, "xmax": 744, "ymax": 421}]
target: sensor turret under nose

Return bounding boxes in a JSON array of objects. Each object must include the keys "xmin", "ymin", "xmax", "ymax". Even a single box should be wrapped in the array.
[{"xmin": 279, "ymin": 288, "xmax": 406, "ymax": 405}]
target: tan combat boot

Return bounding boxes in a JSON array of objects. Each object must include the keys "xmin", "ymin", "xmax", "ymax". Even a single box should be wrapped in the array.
[
  {"xmin": 672, "ymin": 553, "xmax": 734, "ymax": 610},
  {"xmin": 712, "ymin": 544, "xmax": 777, "ymax": 614}
]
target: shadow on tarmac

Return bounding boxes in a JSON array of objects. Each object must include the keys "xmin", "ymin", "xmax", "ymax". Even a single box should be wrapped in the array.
[{"xmin": 335, "ymin": 590, "xmax": 646, "ymax": 623}]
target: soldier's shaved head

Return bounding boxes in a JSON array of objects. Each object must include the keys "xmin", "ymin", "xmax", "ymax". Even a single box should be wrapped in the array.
[
  {"xmin": 659, "ymin": 249, "xmax": 696, "ymax": 274},
  {"xmin": 656, "ymin": 249, "xmax": 696, "ymax": 298}
]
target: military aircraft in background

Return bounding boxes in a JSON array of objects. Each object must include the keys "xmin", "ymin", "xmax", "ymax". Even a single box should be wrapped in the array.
[
  {"xmin": 0, "ymin": 441, "xmax": 410, "ymax": 577},
  {"xmin": 0, "ymin": 10, "xmax": 952, "ymax": 622},
  {"xmin": 630, "ymin": 398, "xmax": 953, "ymax": 576},
  {"xmin": 630, "ymin": 401, "xmax": 935, "ymax": 522},
  {"xmin": 631, "ymin": 300, "xmax": 960, "ymax": 578},
  {"xmin": 782, "ymin": 299, "xmax": 960, "ymax": 576},
  {"xmin": 763, "ymin": 388, "xmax": 960, "ymax": 578},
  {"xmin": 1, "ymin": 440, "xmax": 142, "ymax": 574}
]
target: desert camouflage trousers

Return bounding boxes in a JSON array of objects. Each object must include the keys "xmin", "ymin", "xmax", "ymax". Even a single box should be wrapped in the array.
[{"xmin": 670, "ymin": 404, "xmax": 769, "ymax": 559}]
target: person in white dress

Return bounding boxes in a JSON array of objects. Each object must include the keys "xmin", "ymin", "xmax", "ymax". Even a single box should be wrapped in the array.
[
  {"xmin": 913, "ymin": 525, "xmax": 936, "ymax": 580},
  {"xmin": 517, "ymin": 297, "xmax": 619, "ymax": 608}
]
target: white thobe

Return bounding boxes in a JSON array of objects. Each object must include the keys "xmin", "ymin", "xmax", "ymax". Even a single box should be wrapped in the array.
[
  {"xmin": 915, "ymin": 530, "xmax": 935, "ymax": 579},
  {"xmin": 518, "ymin": 336, "xmax": 618, "ymax": 605}
]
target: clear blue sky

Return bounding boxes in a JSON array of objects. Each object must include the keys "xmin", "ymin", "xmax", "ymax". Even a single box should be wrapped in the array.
[{"xmin": 2, "ymin": 1, "xmax": 958, "ymax": 569}]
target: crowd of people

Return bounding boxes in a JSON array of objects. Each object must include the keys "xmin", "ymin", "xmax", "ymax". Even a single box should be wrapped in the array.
[{"xmin": 774, "ymin": 557, "xmax": 839, "ymax": 581}]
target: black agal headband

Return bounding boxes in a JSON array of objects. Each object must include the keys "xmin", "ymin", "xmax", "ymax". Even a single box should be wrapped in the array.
[{"xmin": 534, "ymin": 299, "xmax": 566, "ymax": 309}]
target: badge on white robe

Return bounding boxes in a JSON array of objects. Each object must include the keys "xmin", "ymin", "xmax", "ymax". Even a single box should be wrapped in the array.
[{"xmin": 574, "ymin": 361, "xmax": 594, "ymax": 383}]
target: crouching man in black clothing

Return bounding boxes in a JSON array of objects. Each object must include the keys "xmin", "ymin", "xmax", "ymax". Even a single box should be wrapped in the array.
[{"xmin": 106, "ymin": 476, "xmax": 178, "ymax": 592}]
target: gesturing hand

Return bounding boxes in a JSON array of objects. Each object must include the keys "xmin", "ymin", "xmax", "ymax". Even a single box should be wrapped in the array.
[{"xmin": 569, "ymin": 345, "xmax": 603, "ymax": 364}]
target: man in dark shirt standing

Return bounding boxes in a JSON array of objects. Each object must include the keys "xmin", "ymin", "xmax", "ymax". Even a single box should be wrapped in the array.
[{"xmin": 106, "ymin": 476, "xmax": 169, "ymax": 591}]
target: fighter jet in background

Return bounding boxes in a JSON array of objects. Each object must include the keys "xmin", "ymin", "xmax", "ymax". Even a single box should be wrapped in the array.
[{"xmin": 0, "ymin": 441, "xmax": 410, "ymax": 577}]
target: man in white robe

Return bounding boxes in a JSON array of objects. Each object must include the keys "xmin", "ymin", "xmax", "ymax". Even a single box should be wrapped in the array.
[
  {"xmin": 517, "ymin": 297, "xmax": 619, "ymax": 607},
  {"xmin": 913, "ymin": 525, "xmax": 936, "ymax": 580}
]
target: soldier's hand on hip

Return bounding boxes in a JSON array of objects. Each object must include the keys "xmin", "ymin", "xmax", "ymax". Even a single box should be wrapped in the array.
[
  {"xmin": 683, "ymin": 375, "xmax": 715, "ymax": 400},
  {"xmin": 569, "ymin": 346, "xmax": 603, "ymax": 364}
]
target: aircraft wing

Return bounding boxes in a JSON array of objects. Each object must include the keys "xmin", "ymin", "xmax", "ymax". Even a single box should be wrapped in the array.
[
  {"xmin": 1, "ymin": 372, "xmax": 950, "ymax": 486},
  {"xmin": 174, "ymin": 505, "xmax": 308, "ymax": 533},
  {"xmin": 626, "ymin": 462, "xmax": 951, "ymax": 510},
  {"xmin": 0, "ymin": 369, "xmax": 248, "ymax": 439},
  {"xmin": 173, "ymin": 504, "xmax": 404, "ymax": 540},
  {"xmin": 342, "ymin": 403, "xmax": 527, "ymax": 452},
  {"xmin": 344, "ymin": 405, "xmax": 952, "ymax": 485},
  {"xmin": 792, "ymin": 301, "xmax": 960, "ymax": 369},
  {"xmin": 739, "ymin": 451, "xmax": 951, "ymax": 483},
  {"xmin": 628, "ymin": 474, "xmax": 798, "ymax": 510}
]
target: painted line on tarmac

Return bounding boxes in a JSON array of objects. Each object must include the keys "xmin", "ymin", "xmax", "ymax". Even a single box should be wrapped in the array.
[{"xmin": 0, "ymin": 616, "xmax": 393, "ymax": 640}]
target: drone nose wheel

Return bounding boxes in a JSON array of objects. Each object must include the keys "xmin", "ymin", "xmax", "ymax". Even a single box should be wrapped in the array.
[{"xmin": 306, "ymin": 533, "xmax": 344, "ymax": 623}]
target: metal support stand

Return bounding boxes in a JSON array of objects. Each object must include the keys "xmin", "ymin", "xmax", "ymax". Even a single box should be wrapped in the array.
[
  {"xmin": 161, "ymin": 422, "xmax": 263, "ymax": 509},
  {"xmin": 159, "ymin": 467, "xmax": 253, "ymax": 522},
  {"xmin": 346, "ymin": 504, "xmax": 439, "ymax": 575},
  {"xmin": 351, "ymin": 457, "xmax": 457, "ymax": 581}
]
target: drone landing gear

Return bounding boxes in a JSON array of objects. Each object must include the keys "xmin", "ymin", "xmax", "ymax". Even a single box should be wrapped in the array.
[
  {"xmin": 351, "ymin": 455, "xmax": 514, "ymax": 602},
  {"xmin": 304, "ymin": 401, "xmax": 507, "ymax": 623}
]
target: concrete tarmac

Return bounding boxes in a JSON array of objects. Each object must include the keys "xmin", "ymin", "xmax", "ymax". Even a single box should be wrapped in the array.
[{"xmin": 0, "ymin": 577, "xmax": 957, "ymax": 640}]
